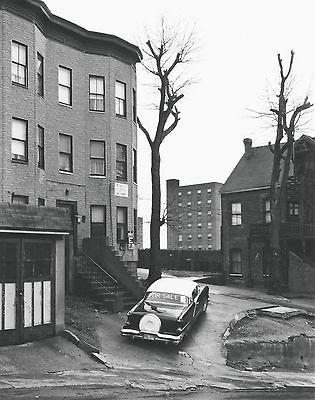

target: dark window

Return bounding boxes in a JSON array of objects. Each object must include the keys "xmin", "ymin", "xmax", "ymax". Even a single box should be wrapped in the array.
[
  {"xmin": 90, "ymin": 140, "xmax": 105, "ymax": 176},
  {"xmin": 38, "ymin": 198, "xmax": 45, "ymax": 206},
  {"xmin": 115, "ymin": 81, "xmax": 126, "ymax": 117},
  {"xmin": 132, "ymin": 148, "xmax": 137, "ymax": 183},
  {"xmin": 132, "ymin": 88, "xmax": 137, "ymax": 122},
  {"xmin": 89, "ymin": 75, "xmax": 105, "ymax": 111},
  {"xmin": 37, "ymin": 52, "xmax": 44, "ymax": 96},
  {"xmin": 231, "ymin": 202, "xmax": 242, "ymax": 225},
  {"xmin": 117, "ymin": 207, "xmax": 127, "ymax": 244},
  {"xmin": 12, "ymin": 118, "xmax": 28, "ymax": 162},
  {"xmin": 58, "ymin": 66, "xmax": 72, "ymax": 106},
  {"xmin": 59, "ymin": 133, "xmax": 73, "ymax": 172},
  {"xmin": 0, "ymin": 242, "xmax": 18, "ymax": 281},
  {"xmin": 133, "ymin": 209, "xmax": 137, "ymax": 242},
  {"xmin": 12, "ymin": 194, "xmax": 29, "ymax": 204},
  {"xmin": 116, "ymin": 143, "xmax": 127, "ymax": 181},
  {"xmin": 24, "ymin": 242, "xmax": 52, "ymax": 279},
  {"xmin": 230, "ymin": 249, "xmax": 242, "ymax": 275},
  {"xmin": 38, "ymin": 125, "xmax": 45, "ymax": 169},
  {"xmin": 90, "ymin": 205, "xmax": 106, "ymax": 238},
  {"xmin": 288, "ymin": 201, "xmax": 300, "ymax": 217},
  {"xmin": 11, "ymin": 41, "xmax": 27, "ymax": 86},
  {"xmin": 264, "ymin": 198, "xmax": 271, "ymax": 223}
]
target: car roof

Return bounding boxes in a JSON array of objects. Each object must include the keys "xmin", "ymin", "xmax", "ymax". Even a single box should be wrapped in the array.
[{"xmin": 147, "ymin": 277, "xmax": 197, "ymax": 297}]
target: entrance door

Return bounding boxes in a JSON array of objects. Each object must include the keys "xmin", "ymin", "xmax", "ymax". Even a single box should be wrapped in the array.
[{"xmin": 0, "ymin": 237, "xmax": 54, "ymax": 346}]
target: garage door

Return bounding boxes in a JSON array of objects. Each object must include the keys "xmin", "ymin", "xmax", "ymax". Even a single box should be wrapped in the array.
[{"xmin": 0, "ymin": 237, "xmax": 54, "ymax": 346}]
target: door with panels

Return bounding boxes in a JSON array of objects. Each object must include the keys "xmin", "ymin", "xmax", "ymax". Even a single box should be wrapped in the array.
[{"xmin": 0, "ymin": 237, "xmax": 54, "ymax": 345}]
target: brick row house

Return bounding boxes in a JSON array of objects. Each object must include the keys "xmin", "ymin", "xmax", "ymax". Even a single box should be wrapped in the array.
[
  {"xmin": 221, "ymin": 136, "xmax": 315, "ymax": 293},
  {"xmin": 0, "ymin": 0, "xmax": 144, "ymax": 343}
]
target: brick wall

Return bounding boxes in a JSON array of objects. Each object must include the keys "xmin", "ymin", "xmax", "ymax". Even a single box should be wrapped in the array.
[{"xmin": 0, "ymin": 6, "xmax": 139, "ymax": 262}]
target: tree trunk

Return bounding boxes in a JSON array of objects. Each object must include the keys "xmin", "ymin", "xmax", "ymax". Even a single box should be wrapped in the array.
[{"xmin": 147, "ymin": 143, "xmax": 162, "ymax": 285}]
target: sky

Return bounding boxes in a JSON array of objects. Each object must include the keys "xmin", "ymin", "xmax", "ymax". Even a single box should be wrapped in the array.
[{"xmin": 44, "ymin": 0, "xmax": 315, "ymax": 248}]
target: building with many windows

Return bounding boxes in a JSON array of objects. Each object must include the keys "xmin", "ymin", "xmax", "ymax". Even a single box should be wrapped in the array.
[
  {"xmin": 166, "ymin": 179, "xmax": 222, "ymax": 250},
  {"xmin": 221, "ymin": 137, "xmax": 315, "ymax": 293},
  {"xmin": 0, "ymin": 0, "xmax": 142, "ymax": 291}
]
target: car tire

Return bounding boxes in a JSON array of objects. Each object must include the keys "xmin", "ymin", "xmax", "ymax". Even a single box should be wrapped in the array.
[{"xmin": 139, "ymin": 313, "xmax": 161, "ymax": 333}]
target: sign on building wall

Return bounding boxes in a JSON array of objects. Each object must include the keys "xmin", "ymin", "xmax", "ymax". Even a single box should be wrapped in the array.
[{"xmin": 115, "ymin": 183, "xmax": 129, "ymax": 197}]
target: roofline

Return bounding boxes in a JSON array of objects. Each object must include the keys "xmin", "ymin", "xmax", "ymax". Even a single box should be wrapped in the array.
[
  {"xmin": 221, "ymin": 186, "xmax": 270, "ymax": 195},
  {"xmin": 1, "ymin": 0, "xmax": 142, "ymax": 62},
  {"xmin": 0, "ymin": 229, "xmax": 70, "ymax": 235}
]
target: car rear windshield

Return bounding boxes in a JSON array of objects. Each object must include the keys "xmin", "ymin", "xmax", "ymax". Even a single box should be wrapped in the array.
[{"xmin": 146, "ymin": 291, "xmax": 189, "ymax": 305}]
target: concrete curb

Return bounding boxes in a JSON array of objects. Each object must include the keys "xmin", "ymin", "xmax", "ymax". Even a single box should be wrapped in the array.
[{"xmin": 222, "ymin": 308, "xmax": 258, "ymax": 341}]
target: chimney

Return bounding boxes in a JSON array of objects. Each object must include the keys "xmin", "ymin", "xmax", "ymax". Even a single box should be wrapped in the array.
[{"xmin": 243, "ymin": 138, "xmax": 252, "ymax": 158}]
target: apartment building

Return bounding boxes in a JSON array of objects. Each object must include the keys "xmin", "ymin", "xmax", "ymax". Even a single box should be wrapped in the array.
[
  {"xmin": 166, "ymin": 179, "xmax": 222, "ymax": 250},
  {"xmin": 0, "ymin": 0, "xmax": 142, "ymax": 288}
]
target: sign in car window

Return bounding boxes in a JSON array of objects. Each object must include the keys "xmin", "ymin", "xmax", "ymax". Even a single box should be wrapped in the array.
[{"xmin": 147, "ymin": 292, "xmax": 188, "ymax": 305}]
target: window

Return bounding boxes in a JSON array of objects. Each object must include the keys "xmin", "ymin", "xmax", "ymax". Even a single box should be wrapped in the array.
[
  {"xmin": 187, "ymin": 223, "xmax": 192, "ymax": 228},
  {"xmin": 90, "ymin": 205, "xmax": 106, "ymax": 238},
  {"xmin": 207, "ymin": 210, "xmax": 211, "ymax": 216},
  {"xmin": 288, "ymin": 201, "xmax": 300, "ymax": 217},
  {"xmin": 116, "ymin": 143, "xmax": 127, "ymax": 181},
  {"xmin": 117, "ymin": 207, "xmax": 127, "ymax": 244},
  {"xmin": 132, "ymin": 148, "xmax": 137, "ymax": 183},
  {"xmin": 197, "ymin": 189, "xmax": 201, "ymax": 194},
  {"xmin": 11, "ymin": 41, "xmax": 27, "ymax": 86},
  {"xmin": 187, "ymin": 202, "xmax": 192, "ymax": 207},
  {"xmin": 187, "ymin": 191, "xmax": 191, "ymax": 195},
  {"xmin": 12, "ymin": 118, "xmax": 28, "ymax": 162},
  {"xmin": 90, "ymin": 140, "xmax": 105, "ymax": 176},
  {"xmin": 38, "ymin": 125, "xmax": 45, "ymax": 169},
  {"xmin": 38, "ymin": 198, "xmax": 45, "ymax": 206},
  {"xmin": 133, "ymin": 209, "xmax": 137, "ymax": 242},
  {"xmin": 198, "ymin": 211, "xmax": 202, "ymax": 216},
  {"xmin": 178, "ymin": 234, "xmax": 183, "ymax": 242},
  {"xmin": 12, "ymin": 194, "xmax": 29, "ymax": 204},
  {"xmin": 89, "ymin": 75, "xmax": 105, "ymax": 111},
  {"xmin": 187, "ymin": 212, "xmax": 192, "ymax": 217},
  {"xmin": 115, "ymin": 81, "xmax": 126, "ymax": 117},
  {"xmin": 37, "ymin": 52, "xmax": 44, "ymax": 96},
  {"xmin": 230, "ymin": 249, "xmax": 242, "ymax": 275},
  {"xmin": 188, "ymin": 234, "xmax": 192, "ymax": 240},
  {"xmin": 178, "ymin": 192, "xmax": 182, "ymax": 196},
  {"xmin": 132, "ymin": 88, "xmax": 137, "ymax": 122},
  {"xmin": 207, "ymin": 199, "xmax": 211, "ymax": 204},
  {"xmin": 207, "ymin": 188, "xmax": 212, "ymax": 193},
  {"xmin": 0, "ymin": 242, "xmax": 18, "ymax": 281},
  {"xmin": 198, "ymin": 223, "xmax": 202, "ymax": 228},
  {"xmin": 231, "ymin": 202, "xmax": 242, "ymax": 225},
  {"xmin": 24, "ymin": 242, "xmax": 52, "ymax": 279},
  {"xmin": 207, "ymin": 233, "xmax": 212, "ymax": 239},
  {"xmin": 59, "ymin": 133, "xmax": 73, "ymax": 172},
  {"xmin": 208, "ymin": 222, "xmax": 212, "ymax": 228},
  {"xmin": 197, "ymin": 200, "xmax": 202, "ymax": 205},
  {"xmin": 58, "ymin": 66, "xmax": 72, "ymax": 105},
  {"xmin": 264, "ymin": 198, "xmax": 271, "ymax": 223},
  {"xmin": 178, "ymin": 202, "xmax": 182, "ymax": 207},
  {"xmin": 198, "ymin": 245, "xmax": 202, "ymax": 249},
  {"xmin": 198, "ymin": 234, "xmax": 202, "ymax": 239}
]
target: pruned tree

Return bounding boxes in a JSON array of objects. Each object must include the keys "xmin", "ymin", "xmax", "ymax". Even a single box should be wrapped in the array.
[
  {"xmin": 267, "ymin": 51, "xmax": 312, "ymax": 293},
  {"xmin": 137, "ymin": 19, "xmax": 195, "ymax": 285}
]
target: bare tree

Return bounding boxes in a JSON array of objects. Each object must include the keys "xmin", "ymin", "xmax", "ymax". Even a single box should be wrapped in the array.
[
  {"xmin": 267, "ymin": 51, "xmax": 312, "ymax": 293},
  {"xmin": 137, "ymin": 20, "xmax": 195, "ymax": 285}
]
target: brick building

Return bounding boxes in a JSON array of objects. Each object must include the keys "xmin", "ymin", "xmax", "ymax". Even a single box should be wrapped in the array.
[
  {"xmin": 0, "ymin": 0, "xmax": 142, "ymax": 290},
  {"xmin": 221, "ymin": 136, "xmax": 315, "ymax": 293},
  {"xmin": 166, "ymin": 179, "xmax": 222, "ymax": 250}
]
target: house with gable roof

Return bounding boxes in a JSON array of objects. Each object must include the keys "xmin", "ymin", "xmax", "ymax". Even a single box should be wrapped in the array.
[{"xmin": 220, "ymin": 136, "xmax": 315, "ymax": 293}]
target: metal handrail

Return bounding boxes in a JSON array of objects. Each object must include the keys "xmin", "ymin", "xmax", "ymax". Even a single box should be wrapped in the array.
[{"xmin": 80, "ymin": 249, "xmax": 118, "ymax": 285}]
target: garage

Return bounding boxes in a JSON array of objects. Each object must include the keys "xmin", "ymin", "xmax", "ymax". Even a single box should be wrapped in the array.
[{"xmin": 0, "ymin": 203, "xmax": 72, "ymax": 346}]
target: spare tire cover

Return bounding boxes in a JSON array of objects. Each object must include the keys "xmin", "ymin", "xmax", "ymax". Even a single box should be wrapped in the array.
[{"xmin": 139, "ymin": 313, "xmax": 161, "ymax": 333}]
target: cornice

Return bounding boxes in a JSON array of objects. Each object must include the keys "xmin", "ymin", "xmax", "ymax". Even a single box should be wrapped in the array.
[{"xmin": 0, "ymin": 0, "xmax": 142, "ymax": 64}]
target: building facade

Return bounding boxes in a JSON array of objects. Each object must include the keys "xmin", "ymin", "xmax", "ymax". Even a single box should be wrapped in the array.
[
  {"xmin": 0, "ymin": 0, "xmax": 142, "ymax": 288},
  {"xmin": 221, "ymin": 137, "xmax": 315, "ymax": 293},
  {"xmin": 166, "ymin": 179, "xmax": 222, "ymax": 250}
]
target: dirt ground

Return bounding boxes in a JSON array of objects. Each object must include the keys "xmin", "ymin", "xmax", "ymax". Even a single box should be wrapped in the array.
[{"xmin": 228, "ymin": 314, "xmax": 315, "ymax": 342}]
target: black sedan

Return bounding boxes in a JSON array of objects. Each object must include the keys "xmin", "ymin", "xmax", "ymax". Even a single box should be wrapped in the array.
[{"xmin": 121, "ymin": 277, "xmax": 209, "ymax": 345}]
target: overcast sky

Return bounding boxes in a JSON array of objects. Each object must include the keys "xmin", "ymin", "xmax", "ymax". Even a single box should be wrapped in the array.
[{"xmin": 44, "ymin": 0, "xmax": 315, "ymax": 247}]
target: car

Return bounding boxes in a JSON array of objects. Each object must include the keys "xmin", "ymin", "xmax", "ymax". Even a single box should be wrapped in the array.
[{"xmin": 120, "ymin": 277, "xmax": 209, "ymax": 345}]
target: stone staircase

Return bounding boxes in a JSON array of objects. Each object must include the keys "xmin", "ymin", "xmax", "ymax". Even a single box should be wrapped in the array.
[{"xmin": 76, "ymin": 241, "xmax": 144, "ymax": 312}]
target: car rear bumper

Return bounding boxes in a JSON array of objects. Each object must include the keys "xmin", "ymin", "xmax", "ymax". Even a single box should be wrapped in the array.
[{"xmin": 120, "ymin": 328, "xmax": 184, "ymax": 345}]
